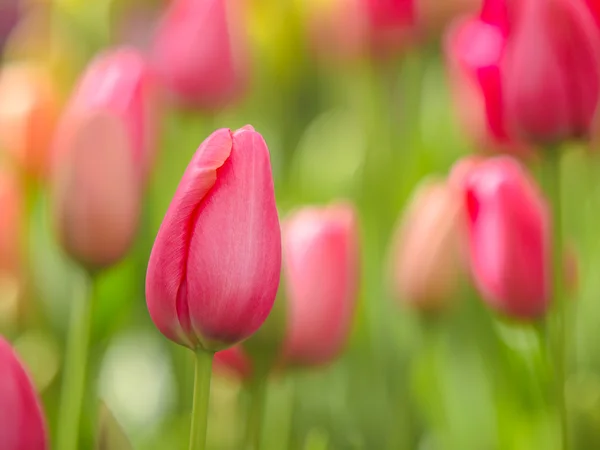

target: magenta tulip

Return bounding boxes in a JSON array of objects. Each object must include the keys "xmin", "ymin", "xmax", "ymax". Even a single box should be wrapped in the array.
[
  {"xmin": 152, "ymin": 0, "xmax": 248, "ymax": 110},
  {"xmin": 459, "ymin": 156, "xmax": 551, "ymax": 319},
  {"xmin": 0, "ymin": 337, "xmax": 47, "ymax": 450},
  {"xmin": 146, "ymin": 126, "xmax": 281, "ymax": 351},
  {"xmin": 280, "ymin": 203, "xmax": 359, "ymax": 367},
  {"xmin": 64, "ymin": 47, "xmax": 160, "ymax": 180}
]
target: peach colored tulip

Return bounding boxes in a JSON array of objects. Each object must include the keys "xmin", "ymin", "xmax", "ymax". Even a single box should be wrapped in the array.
[
  {"xmin": 389, "ymin": 178, "xmax": 467, "ymax": 312},
  {"xmin": 51, "ymin": 112, "xmax": 140, "ymax": 270},
  {"xmin": 0, "ymin": 169, "xmax": 21, "ymax": 274},
  {"xmin": 460, "ymin": 156, "xmax": 551, "ymax": 319},
  {"xmin": 152, "ymin": 0, "xmax": 248, "ymax": 110},
  {"xmin": 146, "ymin": 126, "xmax": 281, "ymax": 351},
  {"xmin": 64, "ymin": 47, "xmax": 160, "ymax": 181},
  {"xmin": 0, "ymin": 337, "xmax": 48, "ymax": 450},
  {"xmin": 280, "ymin": 202, "xmax": 359, "ymax": 367},
  {"xmin": 0, "ymin": 62, "xmax": 60, "ymax": 178}
]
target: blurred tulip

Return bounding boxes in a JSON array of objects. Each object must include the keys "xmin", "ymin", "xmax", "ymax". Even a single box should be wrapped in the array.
[
  {"xmin": 0, "ymin": 336, "xmax": 47, "ymax": 450},
  {"xmin": 146, "ymin": 126, "xmax": 281, "ymax": 351},
  {"xmin": 364, "ymin": 0, "xmax": 417, "ymax": 56},
  {"xmin": 213, "ymin": 346, "xmax": 252, "ymax": 380},
  {"xmin": 64, "ymin": 47, "xmax": 160, "ymax": 181},
  {"xmin": 389, "ymin": 178, "xmax": 467, "ymax": 312},
  {"xmin": 0, "ymin": 62, "xmax": 60, "ymax": 178},
  {"xmin": 0, "ymin": 169, "xmax": 21, "ymax": 274},
  {"xmin": 51, "ymin": 112, "xmax": 140, "ymax": 270},
  {"xmin": 0, "ymin": 0, "xmax": 20, "ymax": 55},
  {"xmin": 502, "ymin": 0, "xmax": 600, "ymax": 144},
  {"xmin": 281, "ymin": 202, "xmax": 359, "ymax": 367},
  {"xmin": 152, "ymin": 0, "xmax": 248, "ymax": 110},
  {"xmin": 459, "ymin": 156, "xmax": 551, "ymax": 319}
]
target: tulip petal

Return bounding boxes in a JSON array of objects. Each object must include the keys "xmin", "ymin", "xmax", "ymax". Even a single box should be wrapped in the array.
[{"xmin": 146, "ymin": 128, "xmax": 233, "ymax": 348}]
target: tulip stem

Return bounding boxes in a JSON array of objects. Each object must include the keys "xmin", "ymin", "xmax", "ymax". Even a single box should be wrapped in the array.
[
  {"xmin": 543, "ymin": 150, "xmax": 568, "ymax": 450},
  {"xmin": 246, "ymin": 375, "xmax": 267, "ymax": 450},
  {"xmin": 189, "ymin": 348, "xmax": 214, "ymax": 450},
  {"xmin": 56, "ymin": 270, "xmax": 94, "ymax": 450}
]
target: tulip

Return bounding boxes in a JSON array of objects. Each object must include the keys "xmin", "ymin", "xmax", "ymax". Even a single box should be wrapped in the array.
[
  {"xmin": 51, "ymin": 112, "xmax": 140, "ymax": 270},
  {"xmin": 459, "ymin": 156, "xmax": 551, "ymax": 319},
  {"xmin": 213, "ymin": 346, "xmax": 252, "ymax": 380},
  {"xmin": 364, "ymin": 0, "xmax": 417, "ymax": 56},
  {"xmin": 0, "ymin": 336, "xmax": 48, "ymax": 450},
  {"xmin": 389, "ymin": 178, "xmax": 467, "ymax": 312},
  {"xmin": 280, "ymin": 202, "xmax": 359, "ymax": 367},
  {"xmin": 0, "ymin": 0, "xmax": 19, "ymax": 55},
  {"xmin": 152, "ymin": 0, "xmax": 248, "ymax": 110},
  {"xmin": 0, "ymin": 169, "xmax": 21, "ymax": 274},
  {"xmin": 0, "ymin": 62, "xmax": 60, "ymax": 178},
  {"xmin": 61, "ymin": 47, "xmax": 160, "ymax": 181},
  {"xmin": 502, "ymin": 0, "xmax": 600, "ymax": 144},
  {"xmin": 146, "ymin": 126, "xmax": 281, "ymax": 351}
]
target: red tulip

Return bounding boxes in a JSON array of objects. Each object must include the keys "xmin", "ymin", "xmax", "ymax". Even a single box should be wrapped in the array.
[
  {"xmin": 389, "ymin": 179, "xmax": 467, "ymax": 312},
  {"xmin": 460, "ymin": 156, "xmax": 551, "ymax": 319},
  {"xmin": 152, "ymin": 0, "xmax": 248, "ymax": 110},
  {"xmin": 280, "ymin": 203, "xmax": 359, "ymax": 367},
  {"xmin": 146, "ymin": 126, "xmax": 281, "ymax": 351},
  {"xmin": 502, "ymin": 0, "xmax": 600, "ymax": 144},
  {"xmin": 0, "ymin": 337, "xmax": 47, "ymax": 450},
  {"xmin": 62, "ymin": 47, "xmax": 160, "ymax": 181},
  {"xmin": 213, "ymin": 346, "xmax": 252, "ymax": 380},
  {"xmin": 365, "ymin": 0, "xmax": 417, "ymax": 55}
]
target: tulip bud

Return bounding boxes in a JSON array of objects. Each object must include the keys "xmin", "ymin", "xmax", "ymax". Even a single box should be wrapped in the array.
[
  {"xmin": 280, "ymin": 202, "xmax": 359, "ymax": 367},
  {"xmin": 0, "ymin": 62, "xmax": 60, "ymax": 178},
  {"xmin": 152, "ymin": 0, "xmax": 248, "ymax": 110},
  {"xmin": 459, "ymin": 156, "xmax": 551, "ymax": 319},
  {"xmin": 501, "ymin": 0, "xmax": 600, "ymax": 144},
  {"xmin": 389, "ymin": 178, "xmax": 467, "ymax": 312},
  {"xmin": 0, "ymin": 337, "xmax": 48, "ymax": 450},
  {"xmin": 51, "ymin": 111, "xmax": 140, "ymax": 270},
  {"xmin": 0, "ymin": 169, "xmax": 21, "ymax": 274},
  {"xmin": 146, "ymin": 126, "xmax": 281, "ymax": 351},
  {"xmin": 213, "ymin": 346, "xmax": 252, "ymax": 380},
  {"xmin": 62, "ymin": 47, "xmax": 160, "ymax": 181}
]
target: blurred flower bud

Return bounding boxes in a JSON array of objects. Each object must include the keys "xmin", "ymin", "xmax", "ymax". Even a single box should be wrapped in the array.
[
  {"xmin": 0, "ymin": 168, "xmax": 21, "ymax": 274},
  {"xmin": 213, "ymin": 346, "xmax": 252, "ymax": 380},
  {"xmin": 51, "ymin": 111, "xmax": 140, "ymax": 270},
  {"xmin": 0, "ymin": 0, "xmax": 20, "ymax": 55},
  {"xmin": 280, "ymin": 202, "xmax": 359, "ymax": 367},
  {"xmin": 502, "ymin": 0, "xmax": 600, "ymax": 144},
  {"xmin": 146, "ymin": 126, "xmax": 281, "ymax": 351},
  {"xmin": 65, "ymin": 47, "xmax": 160, "ymax": 181},
  {"xmin": 152, "ymin": 0, "xmax": 248, "ymax": 110},
  {"xmin": 389, "ymin": 178, "xmax": 467, "ymax": 313},
  {"xmin": 0, "ymin": 62, "xmax": 60, "ymax": 178},
  {"xmin": 460, "ymin": 156, "xmax": 551, "ymax": 319},
  {"xmin": 0, "ymin": 336, "xmax": 48, "ymax": 450}
]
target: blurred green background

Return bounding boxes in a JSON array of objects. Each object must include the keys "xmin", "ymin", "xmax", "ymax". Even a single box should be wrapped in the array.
[{"xmin": 2, "ymin": 0, "xmax": 600, "ymax": 449}]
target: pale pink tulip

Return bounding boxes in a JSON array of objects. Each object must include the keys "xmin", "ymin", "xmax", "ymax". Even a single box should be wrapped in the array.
[
  {"xmin": 146, "ymin": 126, "xmax": 281, "ymax": 351},
  {"xmin": 0, "ymin": 337, "xmax": 47, "ymax": 450}
]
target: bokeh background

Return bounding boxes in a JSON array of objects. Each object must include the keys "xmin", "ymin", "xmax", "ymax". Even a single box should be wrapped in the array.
[{"xmin": 2, "ymin": 0, "xmax": 600, "ymax": 449}]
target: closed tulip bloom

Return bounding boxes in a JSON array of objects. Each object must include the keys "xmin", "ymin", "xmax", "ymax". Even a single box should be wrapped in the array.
[
  {"xmin": 0, "ymin": 62, "xmax": 60, "ymax": 178},
  {"xmin": 65, "ymin": 47, "xmax": 160, "ymax": 181},
  {"xmin": 51, "ymin": 112, "xmax": 140, "ymax": 270},
  {"xmin": 213, "ymin": 346, "xmax": 252, "ymax": 380},
  {"xmin": 0, "ymin": 337, "xmax": 47, "ymax": 450},
  {"xmin": 389, "ymin": 179, "xmax": 467, "ymax": 312},
  {"xmin": 502, "ymin": 0, "xmax": 600, "ymax": 144},
  {"xmin": 461, "ymin": 156, "xmax": 551, "ymax": 319},
  {"xmin": 146, "ymin": 126, "xmax": 281, "ymax": 351},
  {"xmin": 152, "ymin": 0, "xmax": 248, "ymax": 110},
  {"xmin": 281, "ymin": 203, "xmax": 359, "ymax": 367}
]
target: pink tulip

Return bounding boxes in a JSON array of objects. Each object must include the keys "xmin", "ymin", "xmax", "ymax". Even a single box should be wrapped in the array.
[
  {"xmin": 0, "ymin": 170, "xmax": 21, "ymax": 274},
  {"xmin": 0, "ymin": 337, "xmax": 47, "ymax": 450},
  {"xmin": 501, "ymin": 0, "xmax": 600, "ymax": 144},
  {"xmin": 280, "ymin": 203, "xmax": 359, "ymax": 367},
  {"xmin": 51, "ymin": 111, "xmax": 141, "ymax": 270},
  {"xmin": 152, "ymin": 0, "xmax": 248, "ymax": 110},
  {"xmin": 213, "ymin": 346, "xmax": 252, "ymax": 380},
  {"xmin": 63, "ymin": 47, "xmax": 160, "ymax": 181},
  {"xmin": 364, "ymin": 0, "xmax": 417, "ymax": 56},
  {"xmin": 459, "ymin": 156, "xmax": 551, "ymax": 319},
  {"xmin": 146, "ymin": 126, "xmax": 281, "ymax": 351},
  {"xmin": 389, "ymin": 179, "xmax": 468, "ymax": 312}
]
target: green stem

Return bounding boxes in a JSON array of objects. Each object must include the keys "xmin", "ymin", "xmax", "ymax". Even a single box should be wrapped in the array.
[
  {"xmin": 543, "ymin": 150, "xmax": 568, "ymax": 450},
  {"xmin": 189, "ymin": 349, "xmax": 214, "ymax": 450},
  {"xmin": 245, "ymin": 375, "xmax": 268, "ymax": 450},
  {"xmin": 56, "ymin": 270, "xmax": 94, "ymax": 450}
]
